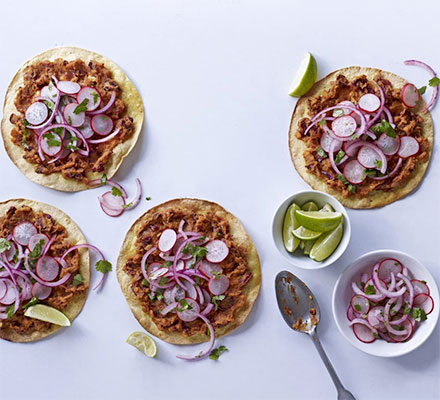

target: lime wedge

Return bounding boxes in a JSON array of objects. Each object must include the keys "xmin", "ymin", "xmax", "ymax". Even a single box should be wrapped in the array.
[
  {"xmin": 301, "ymin": 201, "xmax": 319, "ymax": 211},
  {"xmin": 283, "ymin": 203, "xmax": 300, "ymax": 252},
  {"xmin": 294, "ymin": 210, "xmax": 342, "ymax": 232},
  {"xmin": 320, "ymin": 203, "xmax": 334, "ymax": 212},
  {"xmin": 310, "ymin": 221, "xmax": 344, "ymax": 262},
  {"xmin": 292, "ymin": 226, "xmax": 322, "ymax": 241},
  {"xmin": 24, "ymin": 304, "xmax": 71, "ymax": 326},
  {"xmin": 288, "ymin": 52, "xmax": 318, "ymax": 97},
  {"xmin": 126, "ymin": 331, "xmax": 157, "ymax": 358},
  {"xmin": 302, "ymin": 239, "xmax": 316, "ymax": 255},
  {"xmin": 299, "ymin": 241, "xmax": 305, "ymax": 250}
]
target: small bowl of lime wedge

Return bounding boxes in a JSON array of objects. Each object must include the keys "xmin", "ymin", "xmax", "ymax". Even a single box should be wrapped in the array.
[{"xmin": 272, "ymin": 190, "xmax": 351, "ymax": 269}]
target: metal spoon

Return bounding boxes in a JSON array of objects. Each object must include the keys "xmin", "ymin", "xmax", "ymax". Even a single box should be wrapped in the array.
[{"xmin": 275, "ymin": 270, "xmax": 356, "ymax": 400}]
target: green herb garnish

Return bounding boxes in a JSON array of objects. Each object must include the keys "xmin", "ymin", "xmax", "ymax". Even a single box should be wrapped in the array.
[
  {"xmin": 6, "ymin": 305, "xmax": 15, "ymax": 320},
  {"xmin": 365, "ymin": 285, "xmax": 376, "ymax": 295},
  {"xmin": 101, "ymin": 174, "xmax": 107, "ymax": 185},
  {"xmin": 43, "ymin": 132, "xmax": 61, "ymax": 147},
  {"xmin": 316, "ymin": 147, "xmax": 327, "ymax": 159},
  {"xmin": 176, "ymin": 299, "xmax": 192, "ymax": 312},
  {"xmin": 411, "ymin": 307, "xmax": 427, "ymax": 322},
  {"xmin": 23, "ymin": 297, "xmax": 39, "ymax": 310},
  {"xmin": 74, "ymin": 98, "xmax": 89, "ymax": 114},
  {"xmin": 73, "ymin": 273, "xmax": 84, "ymax": 286},
  {"xmin": 145, "ymin": 197, "xmax": 152, "ymax": 201},
  {"xmin": 334, "ymin": 149, "xmax": 345, "ymax": 164},
  {"xmin": 95, "ymin": 260, "xmax": 112, "ymax": 274},
  {"xmin": 142, "ymin": 278, "xmax": 149, "ymax": 287},
  {"xmin": 159, "ymin": 277, "xmax": 168, "ymax": 286},
  {"xmin": 429, "ymin": 77, "xmax": 440, "ymax": 87},
  {"xmin": 374, "ymin": 160, "xmax": 382, "ymax": 169},
  {"xmin": 111, "ymin": 187, "xmax": 123, "ymax": 197},
  {"xmin": 354, "ymin": 304, "xmax": 361, "ymax": 312},
  {"xmin": 212, "ymin": 295, "xmax": 225, "ymax": 310},
  {"xmin": 0, "ymin": 238, "xmax": 11, "ymax": 253},
  {"xmin": 370, "ymin": 119, "xmax": 396, "ymax": 138},
  {"xmin": 209, "ymin": 345, "xmax": 228, "ymax": 360},
  {"xmin": 91, "ymin": 91, "xmax": 99, "ymax": 105},
  {"xmin": 418, "ymin": 86, "xmax": 427, "ymax": 95},
  {"xmin": 182, "ymin": 243, "xmax": 208, "ymax": 263}
]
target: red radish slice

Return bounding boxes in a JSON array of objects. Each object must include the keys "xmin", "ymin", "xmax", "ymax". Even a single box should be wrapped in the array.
[
  {"xmin": 91, "ymin": 115, "xmax": 114, "ymax": 136},
  {"xmin": 413, "ymin": 294, "xmax": 434, "ymax": 315},
  {"xmin": 343, "ymin": 159, "xmax": 366, "ymax": 184},
  {"xmin": 40, "ymin": 84, "xmax": 58, "ymax": 101},
  {"xmin": 199, "ymin": 261, "xmax": 223, "ymax": 278},
  {"xmin": 40, "ymin": 132, "xmax": 62, "ymax": 156},
  {"xmin": 358, "ymin": 93, "xmax": 381, "ymax": 113},
  {"xmin": 367, "ymin": 306, "xmax": 385, "ymax": 329},
  {"xmin": 320, "ymin": 132, "xmax": 342, "ymax": 153},
  {"xmin": 352, "ymin": 323, "xmax": 376, "ymax": 343},
  {"xmin": 0, "ymin": 280, "xmax": 7, "ymax": 300},
  {"xmin": 397, "ymin": 136, "xmax": 419, "ymax": 158},
  {"xmin": 333, "ymin": 101, "xmax": 355, "ymax": 117},
  {"xmin": 332, "ymin": 115, "xmax": 357, "ymax": 138},
  {"xmin": 159, "ymin": 229, "xmax": 177, "ymax": 253},
  {"xmin": 208, "ymin": 274, "xmax": 230, "ymax": 295},
  {"xmin": 149, "ymin": 267, "xmax": 168, "ymax": 281},
  {"xmin": 176, "ymin": 260, "xmax": 185, "ymax": 271},
  {"xmin": 181, "ymin": 280, "xmax": 197, "ymax": 300},
  {"xmin": 205, "ymin": 240, "xmax": 229, "ymax": 263},
  {"xmin": 25, "ymin": 102, "xmax": 48, "ymax": 125},
  {"xmin": 0, "ymin": 281, "xmax": 16, "ymax": 305},
  {"xmin": 376, "ymin": 133, "xmax": 400, "ymax": 156},
  {"xmin": 177, "ymin": 298, "xmax": 200, "ymax": 322},
  {"xmin": 202, "ymin": 288, "xmax": 211, "ymax": 304},
  {"xmin": 99, "ymin": 191, "xmax": 125, "ymax": 217},
  {"xmin": 79, "ymin": 117, "xmax": 94, "ymax": 139},
  {"xmin": 378, "ymin": 259, "xmax": 402, "ymax": 282},
  {"xmin": 357, "ymin": 145, "xmax": 382, "ymax": 169},
  {"xmin": 347, "ymin": 306, "xmax": 356, "ymax": 321},
  {"xmin": 13, "ymin": 222, "xmax": 37, "ymax": 246},
  {"xmin": 401, "ymin": 83, "xmax": 420, "ymax": 108},
  {"xmin": 389, "ymin": 319, "xmax": 413, "ymax": 342},
  {"xmin": 35, "ymin": 256, "xmax": 60, "ymax": 282},
  {"xmin": 57, "ymin": 81, "xmax": 81, "ymax": 95},
  {"xmin": 28, "ymin": 233, "xmax": 49, "ymax": 251},
  {"xmin": 31, "ymin": 282, "xmax": 52, "ymax": 300},
  {"xmin": 63, "ymin": 103, "xmax": 86, "ymax": 127},
  {"xmin": 411, "ymin": 280, "xmax": 430, "ymax": 296},
  {"xmin": 351, "ymin": 294, "xmax": 370, "ymax": 314},
  {"xmin": 77, "ymin": 87, "xmax": 101, "ymax": 111}
]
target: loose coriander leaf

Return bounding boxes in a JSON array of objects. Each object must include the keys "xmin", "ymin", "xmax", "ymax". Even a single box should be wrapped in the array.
[
  {"xmin": 6, "ymin": 305, "xmax": 15, "ymax": 320},
  {"xmin": 111, "ymin": 186, "xmax": 123, "ymax": 197},
  {"xmin": 212, "ymin": 295, "xmax": 225, "ymax": 310},
  {"xmin": 332, "ymin": 109, "xmax": 345, "ymax": 117},
  {"xmin": 374, "ymin": 160, "xmax": 382, "ymax": 168},
  {"xmin": 22, "ymin": 126, "xmax": 30, "ymax": 149},
  {"xmin": 411, "ymin": 307, "xmax": 427, "ymax": 322},
  {"xmin": 365, "ymin": 285, "xmax": 376, "ymax": 295},
  {"xmin": 334, "ymin": 149, "xmax": 345, "ymax": 164},
  {"xmin": 337, "ymin": 174, "xmax": 349, "ymax": 185},
  {"xmin": 74, "ymin": 98, "xmax": 89, "ymax": 114},
  {"xmin": 176, "ymin": 299, "xmax": 192, "ymax": 312},
  {"xmin": 403, "ymin": 306, "xmax": 411, "ymax": 315},
  {"xmin": 318, "ymin": 118, "xmax": 326, "ymax": 126},
  {"xmin": 68, "ymin": 116, "xmax": 73, "ymax": 125},
  {"xmin": 418, "ymin": 86, "xmax": 427, "ymax": 95},
  {"xmin": 145, "ymin": 197, "xmax": 152, "ymax": 201},
  {"xmin": 148, "ymin": 292, "xmax": 156, "ymax": 301},
  {"xmin": 23, "ymin": 297, "xmax": 39, "ymax": 310},
  {"xmin": 348, "ymin": 184, "xmax": 356, "ymax": 193},
  {"xmin": 428, "ymin": 77, "xmax": 440, "ymax": 87},
  {"xmin": 43, "ymin": 132, "xmax": 61, "ymax": 147},
  {"xmin": 209, "ymin": 345, "xmax": 228, "ymax": 360},
  {"xmin": 122, "ymin": 202, "xmax": 133, "ymax": 209},
  {"xmin": 181, "ymin": 243, "xmax": 208, "ymax": 262},
  {"xmin": 365, "ymin": 169, "xmax": 376, "ymax": 177},
  {"xmin": 316, "ymin": 147, "xmax": 327, "ymax": 158},
  {"xmin": 23, "ymin": 118, "xmax": 30, "ymax": 126},
  {"xmin": 95, "ymin": 260, "xmax": 112, "ymax": 274},
  {"xmin": 28, "ymin": 239, "xmax": 45, "ymax": 265},
  {"xmin": 370, "ymin": 119, "xmax": 396, "ymax": 138},
  {"xmin": 101, "ymin": 174, "xmax": 107, "ymax": 185},
  {"xmin": 354, "ymin": 304, "xmax": 361, "ymax": 312},
  {"xmin": 43, "ymin": 99, "xmax": 55, "ymax": 111},
  {"xmin": 142, "ymin": 278, "xmax": 149, "ymax": 287},
  {"xmin": 73, "ymin": 273, "xmax": 84, "ymax": 286},
  {"xmin": 159, "ymin": 277, "xmax": 169, "ymax": 286},
  {"xmin": 161, "ymin": 261, "xmax": 172, "ymax": 268},
  {"xmin": 0, "ymin": 238, "xmax": 11, "ymax": 253},
  {"xmin": 91, "ymin": 91, "xmax": 99, "ymax": 105}
]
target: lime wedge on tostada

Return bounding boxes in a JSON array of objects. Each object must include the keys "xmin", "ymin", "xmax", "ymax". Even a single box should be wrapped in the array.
[
  {"xmin": 288, "ymin": 52, "xmax": 318, "ymax": 97},
  {"xmin": 127, "ymin": 331, "xmax": 157, "ymax": 358},
  {"xmin": 24, "ymin": 304, "xmax": 71, "ymax": 326}
]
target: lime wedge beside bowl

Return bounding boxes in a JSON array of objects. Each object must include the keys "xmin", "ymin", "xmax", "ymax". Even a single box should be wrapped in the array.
[
  {"xmin": 24, "ymin": 304, "xmax": 71, "ymax": 326},
  {"xmin": 127, "ymin": 331, "xmax": 157, "ymax": 358},
  {"xmin": 288, "ymin": 52, "xmax": 318, "ymax": 97}
]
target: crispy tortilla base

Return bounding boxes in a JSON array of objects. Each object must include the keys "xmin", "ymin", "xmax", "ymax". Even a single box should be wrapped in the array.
[
  {"xmin": 289, "ymin": 66, "xmax": 434, "ymax": 209},
  {"xmin": 117, "ymin": 199, "xmax": 261, "ymax": 345},
  {"xmin": 0, "ymin": 198, "xmax": 90, "ymax": 342},
  {"xmin": 1, "ymin": 47, "xmax": 144, "ymax": 192}
]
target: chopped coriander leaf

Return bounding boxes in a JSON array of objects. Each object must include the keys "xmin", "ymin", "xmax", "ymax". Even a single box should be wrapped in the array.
[
  {"xmin": 334, "ymin": 149, "xmax": 345, "ymax": 164},
  {"xmin": 182, "ymin": 243, "xmax": 208, "ymax": 262},
  {"xmin": 52, "ymin": 127, "xmax": 64, "ymax": 136},
  {"xmin": 12, "ymin": 253, "xmax": 19, "ymax": 264},
  {"xmin": 159, "ymin": 277, "xmax": 169, "ymax": 286},
  {"xmin": 91, "ymin": 91, "xmax": 99, "ymax": 105},
  {"xmin": 365, "ymin": 169, "xmax": 376, "ymax": 177},
  {"xmin": 403, "ymin": 306, "xmax": 411, "ymax": 315},
  {"xmin": 23, "ymin": 297, "xmax": 39, "ymax": 310},
  {"xmin": 95, "ymin": 260, "xmax": 112, "ymax": 274},
  {"xmin": 43, "ymin": 132, "xmax": 61, "ymax": 147},
  {"xmin": 316, "ymin": 147, "xmax": 327, "ymax": 159},
  {"xmin": 212, "ymin": 295, "xmax": 225, "ymax": 310},
  {"xmin": 211, "ymin": 271, "xmax": 222, "ymax": 279},
  {"xmin": 122, "ymin": 202, "xmax": 133, "ymax": 209},
  {"xmin": 67, "ymin": 136, "xmax": 78, "ymax": 150},
  {"xmin": 101, "ymin": 174, "xmax": 107, "ymax": 185},
  {"xmin": 142, "ymin": 279, "xmax": 149, "ymax": 287},
  {"xmin": 6, "ymin": 305, "xmax": 14, "ymax": 320},
  {"xmin": 111, "ymin": 187, "xmax": 123, "ymax": 197},
  {"xmin": 161, "ymin": 261, "xmax": 172, "ymax": 268},
  {"xmin": 337, "ymin": 174, "xmax": 349, "ymax": 185},
  {"xmin": 156, "ymin": 289, "xmax": 164, "ymax": 301},
  {"xmin": 28, "ymin": 239, "xmax": 45, "ymax": 265},
  {"xmin": 365, "ymin": 285, "xmax": 376, "ymax": 295},
  {"xmin": 318, "ymin": 118, "xmax": 326, "ymax": 126},
  {"xmin": 411, "ymin": 307, "xmax": 427, "ymax": 322},
  {"xmin": 145, "ymin": 197, "xmax": 152, "ymax": 201},
  {"xmin": 148, "ymin": 292, "xmax": 155, "ymax": 301},
  {"xmin": 351, "ymin": 134, "xmax": 358, "ymax": 140},
  {"xmin": 347, "ymin": 184, "xmax": 355, "ymax": 193},
  {"xmin": 74, "ymin": 98, "xmax": 89, "ymax": 114},
  {"xmin": 353, "ymin": 304, "xmax": 361, "ymax": 312},
  {"xmin": 194, "ymin": 276, "xmax": 201, "ymax": 285},
  {"xmin": 332, "ymin": 109, "xmax": 344, "ymax": 117},
  {"xmin": 43, "ymin": 100, "xmax": 55, "ymax": 111},
  {"xmin": 374, "ymin": 160, "xmax": 382, "ymax": 169},
  {"xmin": 0, "ymin": 238, "xmax": 11, "ymax": 253},
  {"xmin": 418, "ymin": 86, "xmax": 427, "ymax": 95},
  {"xmin": 73, "ymin": 273, "xmax": 84, "ymax": 286},
  {"xmin": 209, "ymin": 345, "xmax": 228, "ymax": 360},
  {"xmin": 22, "ymin": 127, "xmax": 30, "ymax": 149},
  {"xmin": 68, "ymin": 116, "xmax": 73, "ymax": 125},
  {"xmin": 176, "ymin": 299, "xmax": 192, "ymax": 312},
  {"xmin": 429, "ymin": 77, "xmax": 440, "ymax": 87},
  {"xmin": 23, "ymin": 118, "xmax": 30, "ymax": 126},
  {"xmin": 370, "ymin": 119, "xmax": 396, "ymax": 138}
]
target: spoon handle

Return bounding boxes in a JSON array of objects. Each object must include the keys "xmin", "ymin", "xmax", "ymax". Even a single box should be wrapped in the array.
[{"xmin": 310, "ymin": 330, "xmax": 356, "ymax": 400}]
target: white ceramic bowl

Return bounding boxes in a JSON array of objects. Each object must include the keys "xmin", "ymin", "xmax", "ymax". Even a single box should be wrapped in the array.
[
  {"xmin": 332, "ymin": 249, "xmax": 439, "ymax": 357},
  {"xmin": 272, "ymin": 190, "xmax": 351, "ymax": 270}
]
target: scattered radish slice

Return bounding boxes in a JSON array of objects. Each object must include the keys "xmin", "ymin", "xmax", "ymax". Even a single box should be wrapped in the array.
[
  {"xmin": 357, "ymin": 145, "xmax": 382, "ymax": 169},
  {"xmin": 400, "ymin": 83, "xmax": 420, "ymax": 108},
  {"xmin": 205, "ymin": 240, "xmax": 229, "ymax": 263},
  {"xmin": 343, "ymin": 159, "xmax": 366, "ymax": 184},
  {"xmin": 398, "ymin": 136, "xmax": 419, "ymax": 158},
  {"xmin": 358, "ymin": 93, "xmax": 381, "ymax": 113},
  {"xmin": 159, "ymin": 229, "xmax": 177, "ymax": 253},
  {"xmin": 31, "ymin": 282, "xmax": 52, "ymax": 300},
  {"xmin": 91, "ymin": 115, "xmax": 114, "ymax": 136},
  {"xmin": 25, "ymin": 102, "xmax": 48, "ymax": 125},
  {"xmin": 63, "ymin": 103, "xmax": 86, "ymax": 127},
  {"xmin": 13, "ymin": 222, "xmax": 37, "ymax": 246},
  {"xmin": 332, "ymin": 115, "xmax": 357, "ymax": 138},
  {"xmin": 376, "ymin": 133, "xmax": 400, "ymax": 156},
  {"xmin": 35, "ymin": 256, "xmax": 60, "ymax": 282},
  {"xmin": 57, "ymin": 81, "xmax": 81, "ymax": 95},
  {"xmin": 99, "ymin": 191, "xmax": 125, "ymax": 217},
  {"xmin": 208, "ymin": 274, "xmax": 230, "ymax": 295},
  {"xmin": 77, "ymin": 87, "xmax": 101, "ymax": 111},
  {"xmin": 28, "ymin": 233, "xmax": 49, "ymax": 251}
]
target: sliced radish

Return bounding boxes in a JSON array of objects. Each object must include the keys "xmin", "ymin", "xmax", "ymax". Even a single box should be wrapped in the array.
[
  {"xmin": 378, "ymin": 259, "xmax": 402, "ymax": 282},
  {"xmin": 181, "ymin": 280, "xmax": 197, "ymax": 300},
  {"xmin": 13, "ymin": 222, "xmax": 37, "ymax": 246},
  {"xmin": 208, "ymin": 274, "xmax": 230, "ymax": 295},
  {"xmin": 199, "ymin": 261, "xmax": 223, "ymax": 278},
  {"xmin": 158, "ymin": 229, "xmax": 177, "ymax": 253},
  {"xmin": 0, "ymin": 280, "xmax": 7, "ymax": 301},
  {"xmin": 358, "ymin": 93, "xmax": 381, "ymax": 113},
  {"xmin": 25, "ymin": 102, "xmax": 48, "ymax": 125},
  {"xmin": 347, "ymin": 306, "xmax": 356, "ymax": 321},
  {"xmin": 351, "ymin": 294, "xmax": 370, "ymax": 314},
  {"xmin": 28, "ymin": 233, "xmax": 49, "ymax": 251},
  {"xmin": 35, "ymin": 256, "xmax": 60, "ymax": 282},
  {"xmin": 149, "ymin": 267, "xmax": 168, "ymax": 281},
  {"xmin": 176, "ymin": 260, "xmax": 185, "ymax": 271},
  {"xmin": 352, "ymin": 323, "xmax": 376, "ymax": 343},
  {"xmin": 413, "ymin": 294, "xmax": 434, "ymax": 315},
  {"xmin": 320, "ymin": 132, "xmax": 342, "ymax": 153},
  {"xmin": 332, "ymin": 115, "xmax": 357, "ymax": 138},
  {"xmin": 177, "ymin": 298, "xmax": 200, "ymax": 322},
  {"xmin": 367, "ymin": 306, "xmax": 385, "ymax": 329},
  {"xmin": 389, "ymin": 319, "xmax": 413, "ymax": 342},
  {"xmin": 91, "ymin": 115, "xmax": 114, "ymax": 136},
  {"xmin": 31, "ymin": 282, "xmax": 52, "ymax": 300},
  {"xmin": 343, "ymin": 159, "xmax": 366, "ymax": 184},
  {"xmin": 357, "ymin": 145, "xmax": 382, "ymax": 169},
  {"xmin": 376, "ymin": 133, "xmax": 400, "ymax": 156},
  {"xmin": 99, "ymin": 191, "xmax": 124, "ymax": 217},
  {"xmin": 40, "ymin": 131, "xmax": 62, "ymax": 156},
  {"xmin": 205, "ymin": 240, "xmax": 229, "ymax": 263},
  {"xmin": 5, "ymin": 242, "xmax": 17, "ymax": 262},
  {"xmin": 0, "ymin": 281, "xmax": 16, "ymax": 305},
  {"xmin": 401, "ymin": 83, "xmax": 420, "ymax": 108},
  {"xmin": 202, "ymin": 288, "xmax": 211, "ymax": 304},
  {"xmin": 333, "ymin": 101, "xmax": 355, "ymax": 116},
  {"xmin": 64, "ymin": 103, "xmax": 86, "ymax": 127},
  {"xmin": 397, "ymin": 136, "xmax": 419, "ymax": 158},
  {"xmin": 79, "ymin": 116, "xmax": 94, "ymax": 139},
  {"xmin": 56, "ymin": 81, "xmax": 81, "ymax": 95},
  {"xmin": 77, "ymin": 87, "xmax": 102, "ymax": 111},
  {"xmin": 411, "ymin": 280, "xmax": 430, "ymax": 296}
]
